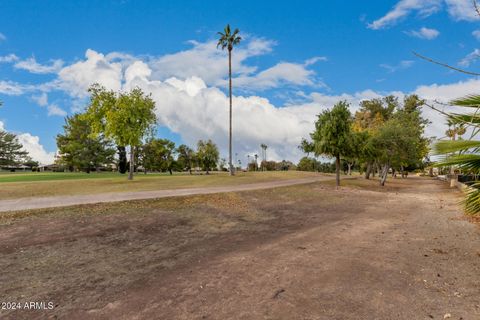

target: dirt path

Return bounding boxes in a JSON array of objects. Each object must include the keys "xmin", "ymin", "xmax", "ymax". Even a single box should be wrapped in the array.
[
  {"xmin": 0, "ymin": 177, "xmax": 479, "ymax": 319},
  {"xmin": 0, "ymin": 176, "xmax": 330, "ymax": 212}
]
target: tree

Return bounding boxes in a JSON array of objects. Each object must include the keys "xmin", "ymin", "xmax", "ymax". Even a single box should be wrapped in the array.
[
  {"xmin": 141, "ymin": 138, "xmax": 176, "ymax": 174},
  {"xmin": 176, "ymin": 144, "xmax": 196, "ymax": 174},
  {"xmin": 84, "ymin": 84, "xmax": 157, "ymax": 180},
  {"xmin": 197, "ymin": 139, "xmax": 219, "ymax": 174},
  {"xmin": 299, "ymin": 138, "xmax": 315, "ymax": 157},
  {"xmin": 311, "ymin": 101, "xmax": 352, "ymax": 188},
  {"xmin": 351, "ymin": 94, "xmax": 426, "ymax": 180},
  {"xmin": 297, "ymin": 157, "xmax": 318, "ymax": 172},
  {"xmin": 217, "ymin": 24, "xmax": 241, "ymax": 176},
  {"xmin": 56, "ymin": 114, "xmax": 115, "ymax": 172},
  {"xmin": 373, "ymin": 107, "xmax": 429, "ymax": 186},
  {"xmin": 0, "ymin": 130, "xmax": 28, "ymax": 166}
]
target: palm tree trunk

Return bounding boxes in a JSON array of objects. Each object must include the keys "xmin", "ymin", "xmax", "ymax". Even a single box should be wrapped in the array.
[
  {"xmin": 228, "ymin": 49, "xmax": 234, "ymax": 176},
  {"xmin": 128, "ymin": 145, "xmax": 134, "ymax": 180}
]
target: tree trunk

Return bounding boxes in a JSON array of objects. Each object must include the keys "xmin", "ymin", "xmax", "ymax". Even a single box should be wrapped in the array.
[
  {"xmin": 335, "ymin": 156, "xmax": 340, "ymax": 189},
  {"xmin": 128, "ymin": 145, "xmax": 134, "ymax": 180},
  {"xmin": 347, "ymin": 163, "xmax": 352, "ymax": 175},
  {"xmin": 380, "ymin": 163, "xmax": 389, "ymax": 186},
  {"xmin": 365, "ymin": 162, "xmax": 372, "ymax": 179},
  {"xmin": 228, "ymin": 49, "xmax": 234, "ymax": 176}
]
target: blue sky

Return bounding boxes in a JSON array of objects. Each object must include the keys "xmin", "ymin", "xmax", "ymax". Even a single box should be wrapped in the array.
[{"xmin": 1, "ymin": 0, "xmax": 480, "ymax": 163}]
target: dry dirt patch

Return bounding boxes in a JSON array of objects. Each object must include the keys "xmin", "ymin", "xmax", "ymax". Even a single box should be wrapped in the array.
[{"xmin": 0, "ymin": 177, "xmax": 479, "ymax": 319}]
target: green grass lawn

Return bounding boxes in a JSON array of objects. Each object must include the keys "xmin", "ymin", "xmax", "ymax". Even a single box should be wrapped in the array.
[
  {"xmin": 0, "ymin": 171, "xmax": 180, "ymax": 183},
  {"xmin": 0, "ymin": 171, "xmax": 323, "ymax": 200}
]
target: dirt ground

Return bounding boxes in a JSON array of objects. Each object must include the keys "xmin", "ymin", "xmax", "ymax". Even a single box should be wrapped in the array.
[{"xmin": 0, "ymin": 176, "xmax": 479, "ymax": 319}]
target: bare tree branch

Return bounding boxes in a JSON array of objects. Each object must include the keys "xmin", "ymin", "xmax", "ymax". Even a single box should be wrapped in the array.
[
  {"xmin": 474, "ymin": 0, "xmax": 480, "ymax": 17},
  {"xmin": 413, "ymin": 51, "xmax": 480, "ymax": 76}
]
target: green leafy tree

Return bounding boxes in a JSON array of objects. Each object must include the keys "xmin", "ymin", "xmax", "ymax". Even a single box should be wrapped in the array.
[
  {"xmin": 141, "ymin": 138, "xmax": 176, "ymax": 174},
  {"xmin": 176, "ymin": 144, "xmax": 196, "ymax": 174},
  {"xmin": 297, "ymin": 157, "xmax": 318, "ymax": 172},
  {"xmin": 311, "ymin": 101, "xmax": 352, "ymax": 188},
  {"xmin": 197, "ymin": 139, "xmax": 219, "ymax": 174},
  {"xmin": 373, "ymin": 107, "xmax": 429, "ymax": 186},
  {"xmin": 0, "ymin": 130, "xmax": 28, "ymax": 166},
  {"xmin": 217, "ymin": 24, "xmax": 241, "ymax": 176},
  {"xmin": 56, "ymin": 114, "xmax": 115, "ymax": 173},
  {"xmin": 299, "ymin": 138, "xmax": 315, "ymax": 157},
  {"xmin": 84, "ymin": 84, "xmax": 157, "ymax": 180}
]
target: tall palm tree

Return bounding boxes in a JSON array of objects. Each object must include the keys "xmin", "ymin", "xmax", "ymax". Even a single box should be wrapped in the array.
[{"xmin": 217, "ymin": 24, "xmax": 241, "ymax": 176}]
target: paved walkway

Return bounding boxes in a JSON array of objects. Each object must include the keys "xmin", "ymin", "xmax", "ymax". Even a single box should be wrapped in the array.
[{"xmin": 0, "ymin": 176, "xmax": 330, "ymax": 212}]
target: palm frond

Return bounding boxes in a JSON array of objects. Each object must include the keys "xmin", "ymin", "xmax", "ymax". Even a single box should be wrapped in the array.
[
  {"xmin": 434, "ymin": 154, "xmax": 480, "ymax": 172},
  {"xmin": 462, "ymin": 183, "xmax": 480, "ymax": 215},
  {"xmin": 447, "ymin": 113, "xmax": 480, "ymax": 125},
  {"xmin": 451, "ymin": 95, "xmax": 480, "ymax": 107},
  {"xmin": 433, "ymin": 140, "xmax": 480, "ymax": 154}
]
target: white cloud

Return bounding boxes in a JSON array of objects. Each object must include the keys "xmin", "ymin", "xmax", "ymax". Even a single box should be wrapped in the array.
[
  {"xmin": 0, "ymin": 80, "xmax": 29, "ymax": 95},
  {"xmin": 46, "ymin": 104, "xmax": 67, "ymax": 117},
  {"xmin": 406, "ymin": 27, "xmax": 440, "ymax": 39},
  {"xmin": 380, "ymin": 60, "xmax": 415, "ymax": 73},
  {"xmin": 16, "ymin": 133, "xmax": 56, "ymax": 164},
  {"xmin": 58, "ymin": 49, "xmax": 123, "ymax": 98},
  {"xmin": 14, "ymin": 57, "xmax": 64, "ymax": 74},
  {"xmin": 413, "ymin": 78, "xmax": 480, "ymax": 138},
  {"xmin": 368, "ymin": 0, "xmax": 441, "ymax": 29},
  {"xmin": 304, "ymin": 56, "xmax": 328, "ymax": 66},
  {"xmin": 0, "ymin": 54, "xmax": 19, "ymax": 63},
  {"xmin": 230, "ymin": 62, "xmax": 322, "ymax": 91},
  {"xmin": 0, "ymin": 121, "xmax": 55, "ymax": 164},
  {"xmin": 369, "ymin": 0, "xmax": 478, "ymax": 30},
  {"xmin": 458, "ymin": 48, "xmax": 480, "ymax": 67},
  {"xmin": 31, "ymin": 92, "xmax": 48, "ymax": 106},
  {"xmin": 31, "ymin": 93, "xmax": 67, "ymax": 117},
  {"xmin": 473, "ymin": 29, "xmax": 480, "ymax": 40},
  {"xmin": 148, "ymin": 38, "xmax": 273, "ymax": 86},
  {"xmin": 445, "ymin": 0, "xmax": 480, "ymax": 21},
  {"xmin": 0, "ymin": 33, "xmax": 6, "ymax": 42}
]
